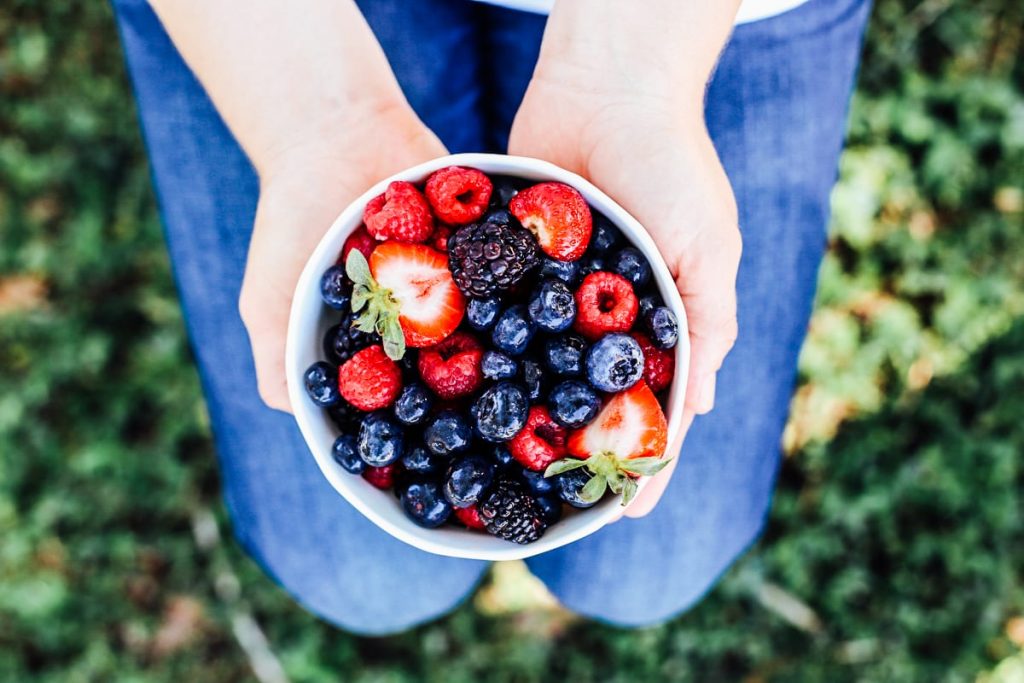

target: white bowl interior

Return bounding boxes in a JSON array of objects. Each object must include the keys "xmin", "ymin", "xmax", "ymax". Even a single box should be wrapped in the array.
[{"xmin": 286, "ymin": 153, "xmax": 689, "ymax": 561}]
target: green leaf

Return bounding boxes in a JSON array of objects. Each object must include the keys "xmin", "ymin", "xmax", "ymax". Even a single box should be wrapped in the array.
[
  {"xmin": 381, "ymin": 317, "xmax": 406, "ymax": 360},
  {"xmin": 354, "ymin": 309, "xmax": 379, "ymax": 334},
  {"xmin": 618, "ymin": 456, "xmax": 672, "ymax": 477},
  {"xmin": 345, "ymin": 249, "xmax": 373, "ymax": 285},
  {"xmin": 544, "ymin": 458, "xmax": 589, "ymax": 478},
  {"xmin": 620, "ymin": 478, "xmax": 639, "ymax": 506},
  {"xmin": 605, "ymin": 471, "xmax": 625, "ymax": 495},
  {"xmin": 351, "ymin": 285, "xmax": 371, "ymax": 313},
  {"xmin": 580, "ymin": 474, "xmax": 608, "ymax": 503}
]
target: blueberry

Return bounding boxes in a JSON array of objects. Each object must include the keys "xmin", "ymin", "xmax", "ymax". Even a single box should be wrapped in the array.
[
  {"xmin": 521, "ymin": 359, "xmax": 546, "ymax": 404},
  {"xmin": 394, "ymin": 383, "xmax": 432, "ymax": 425},
  {"xmin": 645, "ymin": 307, "xmax": 679, "ymax": 349},
  {"xmin": 612, "ymin": 247, "xmax": 652, "ymax": 288},
  {"xmin": 638, "ymin": 295, "xmax": 659, "ymax": 319},
  {"xmin": 327, "ymin": 399, "xmax": 360, "ymax": 431},
  {"xmin": 586, "ymin": 333, "xmax": 644, "ymax": 393},
  {"xmin": 557, "ymin": 469, "xmax": 600, "ymax": 508},
  {"xmin": 489, "ymin": 176, "xmax": 522, "ymax": 208},
  {"xmin": 520, "ymin": 468, "xmax": 556, "ymax": 495},
  {"xmin": 466, "ymin": 296, "xmax": 502, "ymax": 331},
  {"xmin": 539, "ymin": 257, "xmax": 580, "ymax": 285},
  {"xmin": 548, "ymin": 380, "xmax": 601, "ymax": 428},
  {"xmin": 491, "ymin": 305, "xmax": 536, "ymax": 356},
  {"xmin": 544, "ymin": 334, "xmax": 588, "ymax": 377},
  {"xmin": 303, "ymin": 361, "xmax": 340, "ymax": 407},
  {"xmin": 401, "ymin": 445, "xmax": 444, "ymax": 475},
  {"xmin": 319, "ymin": 265, "xmax": 351, "ymax": 310},
  {"xmin": 400, "ymin": 481, "xmax": 452, "ymax": 528},
  {"xmin": 528, "ymin": 279, "xmax": 576, "ymax": 333},
  {"xmin": 484, "ymin": 207, "xmax": 515, "ymax": 224},
  {"xmin": 535, "ymin": 495, "xmax": 563, "ymax": 524},
  {"xmin": 577, "ymin": 255, "xmax": 607, "ymax": 280},
  {"xmin": 481, "ymin": 350, "xmax": 518, "ymax": 380},
  {"xmin": 357, "ymin": 412, "xmax": 404, "ymax": 466},
  {"xmin": 424, "ymin": 411, "xmax": 472, "ymax": 457},
  {"xmin": 331, "ymin": 434, "xmax": 364, "ymax": 474},
  {"xmin": 493, "ymin": 445, "xmax": 517, "ymax": 469},
  {"xmin": 472, "ymin": 382, "xmax": 529, "ymax": 442},
  {"xmin": 444, "ymin": 456, "xmax": 496, "ymax": 508},
  {"xmin": 589, "ymin": 215, "xmax": 621, "ymax": 254}
]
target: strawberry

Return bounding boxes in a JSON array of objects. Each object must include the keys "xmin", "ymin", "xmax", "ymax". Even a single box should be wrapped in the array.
[
  {"xmin": 509, "ymin": 182, "xmax": 592, "ymax": 261},
  {"xmin": 510, "ymin": 406, "xmax": 568, "ymax": 472},
  {"xmin": 631, "ymin": 332, "xmax": 675, "ymax": 393},
  {"xmin": 363, "ymin": 181, "xmax": 434, "ymax": 243},
  {"xmin": 573, "ymin": 271, "xmax": 639, "ymax": 340},
  {"xmin": 425, "ymin": 166, "xmax": 493, "ymax": 225},
  {"xmin": 417, "ymin": 331, "xmax": 484, "ymax": 399},
  {"xmin": 547, "ymin": 381, "xmax": 670, "ymax": 505},
  {"xmin": 341, "ymin": 225, "xmax": 377, "ymax": 263},
  {"xmin": 337, "ymin": 345, "xmax": 402, "ymax": 411},
  {"xmin": 453, "ymin": 504, "xmax": 486, "ymax": 530},
  {"xmin": 345, "ymin": 244, "xmax": 465, "ymax": 359}
]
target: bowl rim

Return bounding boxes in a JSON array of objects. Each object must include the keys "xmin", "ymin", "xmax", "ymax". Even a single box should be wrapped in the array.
[{"xmin": 285, "ymin": 152, "xmax": 689, "ymax": 561}]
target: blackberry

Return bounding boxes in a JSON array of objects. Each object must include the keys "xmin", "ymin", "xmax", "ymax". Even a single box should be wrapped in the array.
[
  {"xmin": 323, "ymin": 311, "xmax": 378, "ymax": 365},
  {"xmin": 448, "ymin": 220, "xmax": 540, "ymax": 298},
  {"xmin": 479, "ymin": 478, "xmax": 547, "ymax": 544}
]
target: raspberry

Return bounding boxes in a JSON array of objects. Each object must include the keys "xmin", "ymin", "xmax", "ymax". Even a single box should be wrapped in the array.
[
  {"xmin": 363, "ymin": 181, "xmax": 434, "ymax": 243},
  {"xmin": 431, "ymin": 224, "xmax": 453, "ymax": 252},
  {"xmin": 425, "ymin": 166, "xmax": 493, "ymax": 225},
  {"xmin": 341, "ymin": 225, "xmax": 377, "ymax": 263},
  {"xmin": 417, "ymin": 332, "xmax": 484, "ymax": 399},
  {"xmin": 447, "ymin": 220, "xmax": 540, "ymax": 298},
  {"xmin": 573, "ymin": 271, "xmax": 639, "ymax": 340},
  {"xmin": 338, "ymin": 345, "xmax": 402, "ymax": 411},
  {"xmin": 362, "ymin": 463, "xmax": 397, "ymax": 489},
  {"xmin": 479, "ymin": 478, "xmax": 547, "ymax": 544},
  {"xmin": 631, "ymin": 332, "xmax": 675, "ymax": 393},
  {"xmin": 509, "ymin": 406, "xmax": 568, "ymax": 472},
  {"xmin": 453, "ymin": 504, "xmax": 486, "ymax": 530}
]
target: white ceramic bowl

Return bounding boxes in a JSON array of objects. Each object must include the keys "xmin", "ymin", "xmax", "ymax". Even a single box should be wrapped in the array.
[{"xmin": 286, "ymin": 153, "xmax": 688, "ymax": 561}]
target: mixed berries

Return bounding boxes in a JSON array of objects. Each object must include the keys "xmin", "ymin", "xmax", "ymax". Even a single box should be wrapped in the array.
[{"xmin": 304, "ymin": 166, "xmax": 680, "ymax": 544}]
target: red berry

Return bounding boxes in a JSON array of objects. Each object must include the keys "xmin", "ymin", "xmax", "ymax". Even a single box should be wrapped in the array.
[
  {"xmin": 368, "ymin": 242, "xmax": 466, "ymax": 348},
  {"xmin": 431, "ymin": 224, "xmax": 453, "ymax": 252},
  {"xmin": 363, "ymin": 181, "xmax": 434, "ymax": 243},
  {"xmin": 341, "ymin": 225, "xmax": 377, "ymax": 263},
  {"xmin": 417, "ymin": 332, "xmax": 484, "ymax": 399},
  {"xmin": 510, "ymin": 406, "xmax": 568, "ymax": 472},
  {"xmin": 338, "ymin": 345, "xmax": 402, "ymax": 410},
  {"xmin": 573, "ymin": 272, "xmax": 639, "ymax": 340},
  {"xmin": 453, "ymin": 505, "xmax": 486, "ymax": 530},
  {"xmin": 425, "ymin": 166, "xmax": 493, "ymax": 225},
  {"xmin": 362, "ymin": 463, "xmax": 397, "ymax": 489},
  {"xmin": 509, "ymin": 182, "xmax": 592, "ymax": 261},
  {"xmin": 631, "ymin": 332, "xmax": 675, "ymax": 393}
]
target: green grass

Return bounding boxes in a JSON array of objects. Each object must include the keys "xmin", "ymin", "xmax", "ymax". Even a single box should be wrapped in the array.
[{"xmin": 1, "ymin": 1, "xmax": 1023, "ymax": 681}]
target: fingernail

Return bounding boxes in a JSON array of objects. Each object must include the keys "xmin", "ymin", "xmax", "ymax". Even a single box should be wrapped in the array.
[{"xmin": 696, "ymin": 373, "xmax": 716, "ymax": 414}]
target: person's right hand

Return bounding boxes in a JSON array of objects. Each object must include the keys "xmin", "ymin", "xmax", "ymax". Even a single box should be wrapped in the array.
[{"xmin": 239, "ymin": 101, "xmax": 446, "ymax": 412}]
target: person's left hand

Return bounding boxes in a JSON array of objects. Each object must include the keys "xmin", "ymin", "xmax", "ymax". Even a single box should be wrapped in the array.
[{"xmin": 509, "ymin": 69, "xmax": 741, "ymax": 517}]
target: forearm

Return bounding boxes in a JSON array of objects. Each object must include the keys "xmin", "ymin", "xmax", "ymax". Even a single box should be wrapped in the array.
[
  {"xmin": 148, "ymin": 0, "xmax": 408, "ymax": 176},
  {"xmin": 538, "ymin": 0, "xmax": 742, "ymax": 113}
]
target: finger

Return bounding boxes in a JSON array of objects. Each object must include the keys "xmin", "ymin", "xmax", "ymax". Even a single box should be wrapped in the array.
[
  {"xmin": 622, "ymin": 410, "xmax": 694, "ymax": 518},
  {"xmin": 238, "ymin": 281, "xmax": 293, "ymax": 414},
  {"xmin": 676, "ymin": 225, "xmax": 741, "ymax": 415}
]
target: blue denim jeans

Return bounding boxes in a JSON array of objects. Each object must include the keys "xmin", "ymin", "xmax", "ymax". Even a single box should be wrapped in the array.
[{"xmin": 112, "ymin": 0, "xmax": 870, "ymax": 634}]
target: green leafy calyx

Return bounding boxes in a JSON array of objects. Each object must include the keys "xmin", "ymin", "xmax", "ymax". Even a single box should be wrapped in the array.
[
  {"xmin": 345, "ymin": 250, "xmax": 406, "ymax": 361},
  {"xmin": 544, "ymin": 452, "xmax": 671, "ymax": 506}
]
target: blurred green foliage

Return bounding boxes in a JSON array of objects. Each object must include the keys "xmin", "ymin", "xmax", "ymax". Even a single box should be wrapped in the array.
[{"xmin": 1, "ymin": 1, "xmax": 1022, "ymax": 681}]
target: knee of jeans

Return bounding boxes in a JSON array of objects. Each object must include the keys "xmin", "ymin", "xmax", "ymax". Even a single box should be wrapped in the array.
[
  {"xmin": 543, "ymin": 510, "xmax": 768, "ymax": 629},
  {"xmin": 227, "ymin": 522, "xmax": 483, "ymax": 636}
]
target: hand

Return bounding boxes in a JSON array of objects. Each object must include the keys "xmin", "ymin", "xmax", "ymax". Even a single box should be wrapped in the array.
[
  {"xmin": 239, "ymin": 101, "xmax": 446, "ymax": 411},
  {"xmin": 509, "ymin": 72, "xmax": 741, "ymax": 517}
]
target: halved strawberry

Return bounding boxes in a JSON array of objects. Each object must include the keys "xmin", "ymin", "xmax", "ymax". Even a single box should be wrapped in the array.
[
  {"xmin": 345, "ymin": 244, "xmax": 465, "ymax": 359},
  {"xmin": 546, "ymin": 381, "xmax": 670, "ymax": 505},
  {"xmin": 509, "ymin": 182, "xmax": 592, "ymax": 261}
]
